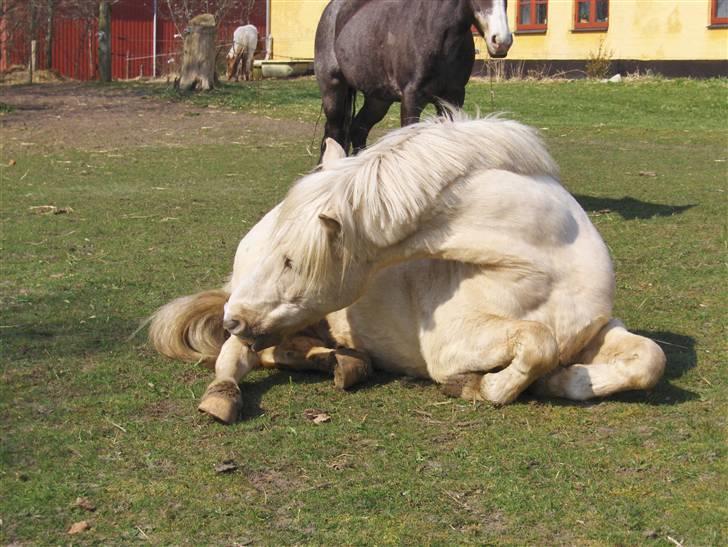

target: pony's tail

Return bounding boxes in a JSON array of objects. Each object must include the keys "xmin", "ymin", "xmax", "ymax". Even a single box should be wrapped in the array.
[{"xmin": 148, "ymin": 289, "xmax": 229, "ymax": 369}]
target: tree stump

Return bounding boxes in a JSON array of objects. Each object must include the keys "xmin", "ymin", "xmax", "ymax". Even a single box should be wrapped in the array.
[
  {"xmin": 175, "ymin": 14, "xmax": 218, "ymax": 92},
  {"xmin": 98, "ymin": 1, "xmax": 111, "ymax": 83}
]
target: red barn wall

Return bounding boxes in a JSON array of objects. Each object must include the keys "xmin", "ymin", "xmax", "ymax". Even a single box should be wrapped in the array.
[{"xmin": 0, "ymin": 0, "xmax": 267, "ymax": 81}]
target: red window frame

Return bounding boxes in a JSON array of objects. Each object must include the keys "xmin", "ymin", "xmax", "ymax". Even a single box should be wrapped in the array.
[
  {"xmin": 517, "ymin": 0, "xmax": 548, "ymax": 31},
  {"xmin": 712, "ymin": 0, "xmax": 728, "ymax": 25},
  {"xmin": 574, "ymin": 0, "xmax": 609, "ymax": 30}
]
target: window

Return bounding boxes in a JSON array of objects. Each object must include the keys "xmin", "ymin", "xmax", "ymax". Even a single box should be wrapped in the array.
[
  {"xmin": 517, "ymin": 0, "xmax": 548, "ymax": 31},
  {"xmin": 574, "ymin": 0, "xmax": 608, "ymax": 30},
  {"xmin": 712, "ymin": 0, "xmax": 728, "ymax": 25}
]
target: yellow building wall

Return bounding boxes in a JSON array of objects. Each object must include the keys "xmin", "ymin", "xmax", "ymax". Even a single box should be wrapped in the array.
[
  {"xmin": 475, "ymin": 0, "xmax": 727, "ymax": 61},
  {"xmin": 270, "ymin": 0, "xmax": 727, "ymax": 61},
  {"xmin": 269, "ymin": 0, "xmax": 328, "ymax": 60}
]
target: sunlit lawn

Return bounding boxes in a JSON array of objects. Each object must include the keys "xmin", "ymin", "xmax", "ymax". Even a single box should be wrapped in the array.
[{"xmin": 1, "ymin": 78, "xmax": 726, "ymax": 544}]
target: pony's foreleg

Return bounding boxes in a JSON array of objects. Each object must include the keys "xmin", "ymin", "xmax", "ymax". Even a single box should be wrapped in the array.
[
  {"xmin": 244, "ymin": 53, "xmax": 254, "ymax": 81},
  {"xmin": 198, "ymin": 335, "xmax": 260, "ymax": 424},
  {"xmin": 258, "ymin": 336, "xmax": 372, "ymax": 390},
  {"xmin": 531, "ymin": 319, "xmax": 666, "ymax": 401},
  {"xmin": 438, "ymin": 317, "xmax": 559, "ymax": 405}
]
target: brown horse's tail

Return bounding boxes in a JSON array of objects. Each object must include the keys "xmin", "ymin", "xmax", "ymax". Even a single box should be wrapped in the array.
[{"xmin": 148, "ymin": 289, "xmax": 229, "ymax": 369}]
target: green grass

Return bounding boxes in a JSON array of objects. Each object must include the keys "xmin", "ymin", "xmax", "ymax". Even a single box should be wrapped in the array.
[{"xmin": 1, "ymin": 79, "xmax": 727, "ymax": 545}]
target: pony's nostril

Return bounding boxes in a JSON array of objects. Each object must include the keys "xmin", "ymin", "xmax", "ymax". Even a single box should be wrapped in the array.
[
  {"xmin": 223, "ymin": 318, "xmax": 240, "ymax": 333},
  {"xmin": 490, "ymin": 34, "xmax": 499, "ymax": 46}
]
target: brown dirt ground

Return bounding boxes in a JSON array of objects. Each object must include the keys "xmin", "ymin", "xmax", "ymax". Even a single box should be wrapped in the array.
[{"xmin": 0, "ymin": 82, "xmax": 311, "ymax": 156}]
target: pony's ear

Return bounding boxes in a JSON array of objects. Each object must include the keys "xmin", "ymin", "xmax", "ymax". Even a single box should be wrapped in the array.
[
  {"xmin": 318, "ymin": 212, "xmax": 342, "ymax": 239},
  {"xmin": 321, "ymin": 138, "xmax": 346, "ymax": 169}
]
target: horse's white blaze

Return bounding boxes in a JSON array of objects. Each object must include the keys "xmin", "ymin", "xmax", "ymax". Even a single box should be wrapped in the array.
[{"xmin": 476, "ymin": 0, "xmax": 512, "ymax": 57}]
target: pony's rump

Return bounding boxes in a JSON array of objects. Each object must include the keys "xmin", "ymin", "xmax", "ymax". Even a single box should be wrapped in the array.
[{"xmin": 148, "ymin": 289, "xmax": 229, "ymax": 368}]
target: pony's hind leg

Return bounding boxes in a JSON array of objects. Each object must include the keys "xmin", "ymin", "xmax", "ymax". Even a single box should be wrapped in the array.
[
  {"xmin": 437, "ymin": 317, "xmax": 560, "ymax": 405},
  {"xmin": 531, "ymin": 319, "xmax": 666, "ymax": 401},
  {"xmin": 198, "ymin": 335, "xmax": 260, "ymax": 424},
  {"xmin": 350, "ymin": 96, "xmax": 391, "ymax": 153}
]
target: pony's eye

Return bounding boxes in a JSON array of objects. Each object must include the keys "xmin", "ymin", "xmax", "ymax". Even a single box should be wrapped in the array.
[{"xmin": 283, "ymin": 257, "xmax": 293, "ymax": 270}]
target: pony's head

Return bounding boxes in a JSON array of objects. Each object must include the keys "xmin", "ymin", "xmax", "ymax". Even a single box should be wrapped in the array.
[
  {"xmin": 470, "ymin": 0, "xmax": 513, "ymax": 58},
  {"xmin": 224, "ymin": 139, "xmax": 372, "ymax": 350}
]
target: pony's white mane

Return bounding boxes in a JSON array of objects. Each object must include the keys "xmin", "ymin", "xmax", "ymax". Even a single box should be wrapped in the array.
[{"xmin": 272, "ymin": 112, "xmax": 559, "ymax": 290}]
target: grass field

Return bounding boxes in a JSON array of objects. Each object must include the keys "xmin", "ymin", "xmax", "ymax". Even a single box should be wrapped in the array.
[{"xmin": 1, "ymin": 78, "xmax": 726, "ymax": 545}]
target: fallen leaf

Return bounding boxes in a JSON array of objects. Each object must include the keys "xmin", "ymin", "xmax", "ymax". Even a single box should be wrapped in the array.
[
  {"xmin": 29, "ymin": 205, "xmax": 73, "ymax": 215},
  {"xmin": 7, "ymin": 159, "xmax": 16, "ymax": 166},
  {"xmin": 639, "ymin": 171, "xmax": 657, "ymax": 177},
  {"xmin": 29, "ymin": 205, "xmax": 58, "ymax": 214},
  {"xmin": 327, "ymin": 453, "xmax": 353, "ymax": 470},
  {"xmin": 74, "ymin": 497, "xmax": 96, "ymax": 512},
  {"xmin": 303, "ymin": 408, "xmax": 331, "ymax": 424},
  {"xmin": 214, "ymin": 460, "xmax": 239, "ymax": 474},
  {"xmin": 68, "ymin": 520, "xmax": 91, "ymax": 534}
]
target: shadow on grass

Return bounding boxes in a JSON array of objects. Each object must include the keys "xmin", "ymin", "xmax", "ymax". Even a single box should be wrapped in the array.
[
  {"xmin": 238, "ymin": 370, "xmax": 350, "ymax": 420},
  {"xmin": 575, "ymin": 194, "xmax": 695, "ymax": 220},
  {"xmin": 0, "ymin": 317, "xmax": 139, "ymax": 362}
]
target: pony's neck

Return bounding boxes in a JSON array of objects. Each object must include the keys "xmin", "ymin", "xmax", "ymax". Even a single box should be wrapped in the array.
[
  {"xmin": 367, "ymin": 184, "xmax": 488, "ymax": 272},
  {"xmin": 331, "ymin": 118, "xmax": 557, "ymax": 272}
]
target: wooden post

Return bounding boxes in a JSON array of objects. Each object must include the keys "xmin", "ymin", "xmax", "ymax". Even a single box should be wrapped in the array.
[
  {"xmin": 98, "ymin": 0, "xmax": 111, "ymax": 82},
  {"xmin": 45, "ymin": 0, "xmax": 53, "ymax": 70},
  {"xmin": 175, "ymin": 14, "xmax": 217, "ymax": 92},
  {"xmin": 29, "ymin": 40, "xmax": 36, "ymax": 83}
]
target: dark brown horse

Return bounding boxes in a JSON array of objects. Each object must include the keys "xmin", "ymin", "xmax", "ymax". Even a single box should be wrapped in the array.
[{"xmin": 314, "ymin": 0, "xmax": 512, "ymax": 156}]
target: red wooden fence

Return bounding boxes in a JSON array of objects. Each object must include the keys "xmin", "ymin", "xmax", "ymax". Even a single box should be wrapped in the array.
[{"xmin": 0, "ymin": 0, "xmax": 266, "ymax": 81}]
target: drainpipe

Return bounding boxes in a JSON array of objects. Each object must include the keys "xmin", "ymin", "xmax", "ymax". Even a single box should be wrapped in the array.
[
  {"xmin": 265, "ymin": 0, "xmax": 271, "ymax": 59},
  {"xmin": 152, "ymin": 0, "xmax": 157, "ymax": 77}
]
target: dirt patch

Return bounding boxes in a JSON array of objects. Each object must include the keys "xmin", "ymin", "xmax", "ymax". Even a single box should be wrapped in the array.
[{"xmin": 0, "ymin": 82, "xmax": 312, "ymax": 154}]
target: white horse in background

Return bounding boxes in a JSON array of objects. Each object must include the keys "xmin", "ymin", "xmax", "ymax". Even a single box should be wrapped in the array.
[
  {"xmin": 227, "ymin": 24, "xmax": 258, "ymax": 81},
  {"xmin": 150, "ymin": 113, "xmax": 665, "ymax": 423}
]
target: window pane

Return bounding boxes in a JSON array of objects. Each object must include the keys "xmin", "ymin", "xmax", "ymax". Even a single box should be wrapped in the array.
[
  {"xmin": 596, "ymin": 0, "xmax": 609, "ymax": 22},
  {"xmin": 578, "ymin": 1, "xmax": 590, "ymax": 23},
  {"xmin": 718, "ymin": 0, "xmax": 728, "ymax": 18},
  {"xmin": 520, "ymin": 3, "xmax": 531, "ymax": 24},
  {"xmin": 536, "ymin": 3, "xmax": 548, "ymax": 24}
]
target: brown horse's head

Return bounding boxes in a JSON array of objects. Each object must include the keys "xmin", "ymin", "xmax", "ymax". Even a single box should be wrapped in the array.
[{"xmin": 470, "ymin": 0, "xmax": 513, "ymax": 58}]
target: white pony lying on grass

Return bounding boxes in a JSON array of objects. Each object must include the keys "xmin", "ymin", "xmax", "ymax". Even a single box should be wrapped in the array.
[{"xmin": 150, "ymin": 112, "xmax": 665, "ymax": 424}]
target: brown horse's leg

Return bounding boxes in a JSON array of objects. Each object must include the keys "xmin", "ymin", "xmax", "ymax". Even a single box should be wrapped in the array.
[
  {"xmin": 400, "ymin": 90, "xmax": 426, "ymax": 126},
  {"xmin": 436, "ymin": 87, "xmax": 466, "ymax": 116},
  {"xmin": 320, "ymin": 80, "xmax": 353, "ymax": 159},
  {"xmin": 350, "ymin": 96, "xmax": 391, "ymax": 153}
]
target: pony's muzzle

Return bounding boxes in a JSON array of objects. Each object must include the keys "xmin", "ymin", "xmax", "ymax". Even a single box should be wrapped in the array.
[{"xmin": 223, "ymin": 317, "xmax": 252, "ymax": 340}]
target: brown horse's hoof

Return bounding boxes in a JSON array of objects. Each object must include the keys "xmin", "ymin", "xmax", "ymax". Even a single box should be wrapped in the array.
[
  {"xmin": 333, "ymin": 348, "xmax": 372, "ymax": 390},
  {"xmin": 198, "ymin": 380, "xmax": 242, "ymax": 424}
]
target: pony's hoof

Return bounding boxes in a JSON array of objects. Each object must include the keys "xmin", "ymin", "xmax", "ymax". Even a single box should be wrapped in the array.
[
  {"xmin": 198, "ymin": 380, "xmax": 242, "ymax": 424},
  {"xmin": 333, "ymin": 348, "xmax": 372, "ymax": 390}
]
